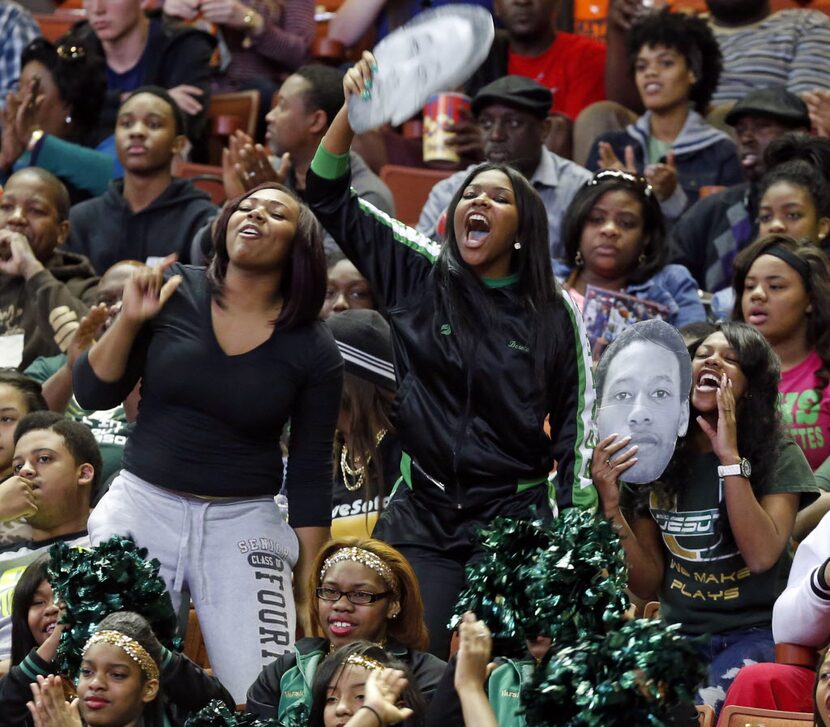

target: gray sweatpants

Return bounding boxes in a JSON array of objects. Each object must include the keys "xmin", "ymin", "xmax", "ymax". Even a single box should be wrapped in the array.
[{"xmin": 88, "ymin": 471, "xmax": 299, "ymax": 703}]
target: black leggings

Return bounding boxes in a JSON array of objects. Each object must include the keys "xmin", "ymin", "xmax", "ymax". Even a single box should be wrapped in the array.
[{"xmin": 373, "ymin": 482, "xmax": 551, "ymax": 659}]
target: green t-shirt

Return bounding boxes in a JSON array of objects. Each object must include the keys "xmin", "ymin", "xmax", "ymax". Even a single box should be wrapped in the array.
[
  {"xmin": 25, "ymin": 354, "xmax": 130, "ymax": 487},
  {"xmin": 624, "ymin": 440, "xmax": 818, "ymax": 635},
  {"xmin": 648, "ymin": 136, "xmax": 673, "ymax": 164}
]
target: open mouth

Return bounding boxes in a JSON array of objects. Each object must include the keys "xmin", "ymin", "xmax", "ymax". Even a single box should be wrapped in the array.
[
  {"xmin": 696, "ymin": 371, "xmax": 721, "ymax": 392},
  {"xmin": 239, "ymin": 224, "xmax": 262, "ymax": 239},
  {"xmin": 464, "ymin": 213, "xmax": 490, "ymax": 247},
  {"xmin": 643, "ymin": 83, "xmax": 662, "ymax": 94},
  {"xmin": 328, "ymin": 619, "xmax": 355, "ymax": 637},
  {"xmin": 746, "ymin": 308, "xmax": 767, "ymax": 326}
]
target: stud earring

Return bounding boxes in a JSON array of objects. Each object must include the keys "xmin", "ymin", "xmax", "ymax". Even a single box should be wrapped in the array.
[
  {"xmin": 64, "ymin": 114, "xmax": 72, "ymax": 125},
  {"xmin": 638, "ymin": 252, "xmax": 647, "ymax": 266},
  {"xmin": 514, "ymin": 241, "xmax": 521, "ymax": 250},
  {"xmin": 575, "ymin": 250, "xmax": 584, "ymax": 267}
]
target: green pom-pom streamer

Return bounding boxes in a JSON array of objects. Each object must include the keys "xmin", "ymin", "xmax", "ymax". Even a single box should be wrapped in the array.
[
  {"xmin": 521, "ymin": 619, "xmax": 707, "ymax": 727},
  {"xmin": 450, "ymin": 509, "xmax": 630, "ymax": 653},
  {"xmin": 47, "ymin": 535, "xmax": 181, "ymax": 679},
  {"xmin": 184, "ymin": 699, "xmax": 308, "ymax": 727}
]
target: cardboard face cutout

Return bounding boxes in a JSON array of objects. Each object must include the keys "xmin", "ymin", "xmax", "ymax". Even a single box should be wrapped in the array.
[{"xmin": 595, "ymin": 320, "xmax": 692, "ymax": 483}]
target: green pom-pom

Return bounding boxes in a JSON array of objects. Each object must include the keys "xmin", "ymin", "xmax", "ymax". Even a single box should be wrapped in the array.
[
  {"xmin": 47, "ymin": 535, "xmax": 181, "ymax": 679},
  {"xmin": 450, "ymin": 509, "xmax": 630, "ymax": 654},
  {"xmin": 184, "ymin": 699, "xmax": 307, "ymax": 727},
  {"xmin": 522, "ymin": 620, "xmax": 706, "ymax": 727}
]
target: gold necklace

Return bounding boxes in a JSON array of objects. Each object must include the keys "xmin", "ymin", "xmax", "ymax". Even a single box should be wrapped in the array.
[{"xmin": 340, "ymin": 429, "xmax": 388, "ymax": 492}]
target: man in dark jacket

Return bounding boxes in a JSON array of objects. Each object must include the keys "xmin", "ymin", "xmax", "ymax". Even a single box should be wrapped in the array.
[
  {"xmin": 66, "ymin": 87, "xmax": 218, "ymax": 274},
  {"xmin": 670, "ymin": 87, "xmax": 811, "ymax": 293},
  {"xmin": 0, "ymin": 168, "xmax": 98, "ymax": 370},
  {"xmin": 71, "ymin": 2, "xmax": 215, "ymax": 155}
]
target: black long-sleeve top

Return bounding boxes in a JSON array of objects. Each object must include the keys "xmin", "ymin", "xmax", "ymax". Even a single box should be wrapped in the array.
[{"xmin": 73, "ymin": 264, "xmax": 343, "ymax": 527}]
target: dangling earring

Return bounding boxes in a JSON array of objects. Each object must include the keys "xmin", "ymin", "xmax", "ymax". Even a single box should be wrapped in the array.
[
  {"xmin": 513, "ymin": 241, "xmax": 521, "ymax": 250},
  {"xmin": 638, "ymin": 251, "xmax": 647, "ymax": 266},
  {"xmin": 575, "ymin": 250, "xmax": 584, "ymax": 267}
]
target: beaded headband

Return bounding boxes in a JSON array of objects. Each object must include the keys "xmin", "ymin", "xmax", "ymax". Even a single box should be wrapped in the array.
[
  {"xmin": 345, "ymin": 653, "xmax": 385, "ymax": 671},
  {"xmin": 321, "ymin": 547, "xmax": 397, "ymax": 593},
  {"xmin": 83, "ymin": 630, "xmax": 160, "ymax": 682}
]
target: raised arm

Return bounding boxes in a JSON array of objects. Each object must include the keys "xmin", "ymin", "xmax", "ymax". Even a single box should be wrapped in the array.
[
  {"xmin": 327, "ymin": 0, "xmax": 386, "ymax": 48},
  {"xmin": 592, "ymin": 435, "xmax": 665, "ymax": 600}
]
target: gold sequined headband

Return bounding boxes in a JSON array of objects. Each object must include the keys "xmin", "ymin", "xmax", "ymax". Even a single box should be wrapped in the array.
[
  {"xmin": 321, "ymin": 547, "xmax": 397, "ymax": 593},
  {"xmin": 83, "ymin": 630, "xmax": 160, "ymax": 682},
  {"xmin": 345, "ymin": 653, "xmax": 385, "ymax": 671}
]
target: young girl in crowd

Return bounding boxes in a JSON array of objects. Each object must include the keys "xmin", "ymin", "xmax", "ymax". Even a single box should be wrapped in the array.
[
  {"xmin": 559, "ymin": 169, "xmax": 705, "ymax": 328},
  {"xmin": 326, "ymin": 310, "xmax": 401, "ymax": 539},
  {"xmin": 309, "ymin": 641, "xmax": 425, "ymax": 727},
  {"xmin": 730, "ymin": 235, "xmax": 830, "ymax": 540},
  {"xmin": 0, "ymin": 371, "xmax": 48, "ymax": 546},
  {"xmin": 246, "ymin": 537, "xmax": 445, "ymax": 720},
  {"xmin": 0, "ymin": 565, "xmax": 232, "ymax": 727},
  {"xmin": 72, "ymin": 183, "xmax": 343, "ymax": 702},
  {"xmin": 306, "ymin": 52, "xmax": 595, "ymax": 658},
  {"xmin": 587, "ymin": 8, "xmax": 742, "ymax": 221},
  {"xmin": 593, "ymin": 322, "xmax": 817, "ymax": 711},
  {"xmin": 755, "ymin": 161, "xmax": 830, "ymax": 245}
]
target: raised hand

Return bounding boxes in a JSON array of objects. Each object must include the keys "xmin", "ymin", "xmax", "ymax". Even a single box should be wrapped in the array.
[
  {"xmin": 66, "ymin": 304, "xmax": 111, "ymax": 369},
  {"xmin": 0, "ymin": 230, "xmax": 44, "ymax": 280},
  {"xmin": 222, "ymin": 129, "xmax": 287, "ymax": 199},
  {"xmin": 0, "ymin": 475, "xmax": 38, "ymax": 521},
  {"xmin": 591, "ymin": 433, "xmax": 638, "ymax": 515},
  {"xmin": 696, "ymin": 373, "xmax": 740, "ymax": 466},
  {"xmin": 168, "ymin": 84, "xmax": 204, "ymax": 116},
  {"xmin": 455, "ymin": 612, "xmax": 496, "ymax": 691},
  {"xmin": 598, "ymin": 142, "xmax": 637, "ymax": 173},
  {"xmin": 358, "ymin": 668, "xmax": 414, "ymax": 726},
  {"xmin": 802, "ymin": 88, "xmax": 830, "ymax": 137},
  {"xmin": 119, "ymin": 255, "xmax": 182, "ymax": 327},
  {"xmin": 343, "ymin": 50, "xmax": 377, "ymax": 102},
  {"xmin": 645, "ymin": 151, "xmax": 678, "ymax": 201},
  {"xmin": 27, "ymin": 675, "xmax": 81, "ymax": 727},
  {"xmin": 608, "ymin": 0, "xmax": 647, "ymax": 31}
]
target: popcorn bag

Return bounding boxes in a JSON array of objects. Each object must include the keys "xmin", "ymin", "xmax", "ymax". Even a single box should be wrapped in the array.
[{"xmin": 422, "ymin": 92, "xmax": 471, "ymax": 167}]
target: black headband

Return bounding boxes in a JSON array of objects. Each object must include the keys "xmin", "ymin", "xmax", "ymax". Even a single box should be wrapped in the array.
[{"xmin": 764, "ymin": 244, "xmax": 812, "ymax": 290}]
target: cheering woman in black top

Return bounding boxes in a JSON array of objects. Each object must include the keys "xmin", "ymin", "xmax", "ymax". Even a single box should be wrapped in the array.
[{"xmin": 73, "ymin": 184, "xmax": 343, "ymax": 702}]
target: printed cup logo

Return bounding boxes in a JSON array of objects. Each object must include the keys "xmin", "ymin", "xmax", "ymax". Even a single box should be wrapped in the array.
[{"xmin": 422, "ymin": 93, "xmax": 471, "ymax": 167}]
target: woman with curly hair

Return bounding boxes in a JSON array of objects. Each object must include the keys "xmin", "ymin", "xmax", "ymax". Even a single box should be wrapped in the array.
[
  {"xmin": 586, "ymin": 8, "xmax": 743, "ymax": 221},
  {"xmin": 592, "ymin": 321, "xmax": 817, "ymax": 712},
  {"xmin": 246, "ymin": 537, "xmax": 445, "ymax": 722}
]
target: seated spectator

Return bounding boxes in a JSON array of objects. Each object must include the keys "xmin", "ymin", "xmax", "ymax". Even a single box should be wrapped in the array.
[
  {"xmin": 417, "ymin": 75, "xmax": 591, "ymax": 261},
  {"xmin": 25, "ymin": 263, "xmax": 146, "ymax": 489},
  {"xmin": 0, "ymin": 411, "xmax": 100, "ymax": 671},
  {"xmin": 558, "ymin": 169, "xmax": 705, "ymax": 328},
  {"xmin": 670, "ymin": 87, "xmax": 811, "ymax": 294},
  {"xmin": 718, "ymin": 507, "xmax": 830, "ymax": 718},
  {"xmin": 587, "ymin": 8, "xmax": 742, "ymax": 222},
  {"xmin": 593, "ymin": 322, "xmax": 818, "ymax": 713},
  {"xmin": 466, "ymin": 0, "xmax": 606, "ymax": 128},
  {"xmin": 308, "ymin": 641, "xmax": 426, "ymax": 727},
  {"xmin": 328, "ymin": 0, "xmax": 493, "ymax": 48},
  {"xmin": 1, "ymin": 37, "xmax": 116, "ymax": 205},
  {"xmin": 66, "ymin": 87, "xmax": 218, "ymax": 274},
  {"xmin": 710, "ymin": 134, "xmax": 830, "ymax": 319},
  {"xmin": 0, "ymin": 371, "xmax": 47, "ymax": 547},
  {"xmin": 70, "ymin": 2, "xmax": 215, "ymax": 159},
  {"xmin": 0, "ymin": 168, "xmax": 98, "ymax": 370},
  {"xmin": 603, "ymin": 0, "xmax": 830, "ymax": 115},
  {"xmin": 730, "ymin": 236, "xmax": 830, "ymax": 539},
  {"xmin": 326, "ymin": 310, "xmax": 399, "ymax": 540},
  {"xmin": 20, "ymin": 610, "xmax": 233, "ymax": 727},
  {"xmin": 246, "ymin": 537, "xmax": 446, "ymax": 721},
  {"xmin": 163, "ymin": 0, "xmax": 315, "ymax": 133},
  {"xmin": 322, "ymin": 249, "xmax": 375, "ymax": 319},
  {"xmin": 0, "ymin": 1, "xmax": 39, "ymax": 110}
]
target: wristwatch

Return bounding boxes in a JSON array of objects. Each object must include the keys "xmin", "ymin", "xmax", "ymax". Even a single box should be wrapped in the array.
[{"xmin": 717, "ymin": 458, "xmax": 751, "ymax": 479}]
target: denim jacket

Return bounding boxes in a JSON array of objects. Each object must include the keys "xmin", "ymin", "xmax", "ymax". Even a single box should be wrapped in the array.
[{"xmin": 555, "ymin": 262, "xmax": 706, "ymax": 328}]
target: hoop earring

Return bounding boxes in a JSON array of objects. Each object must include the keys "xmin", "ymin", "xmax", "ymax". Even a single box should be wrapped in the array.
[{"xmin": 575, "ymin": 250, "xmax": 584, "ymax": 268}]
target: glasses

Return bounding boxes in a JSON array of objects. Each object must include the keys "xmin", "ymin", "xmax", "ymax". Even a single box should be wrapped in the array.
[
  {"xmin": 316, "ymin": 587, "xmax": 392, "ymax": 605},
  {"xmin": 588, "ymin": 169, "xmax": 654, "ymax": 198}
]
